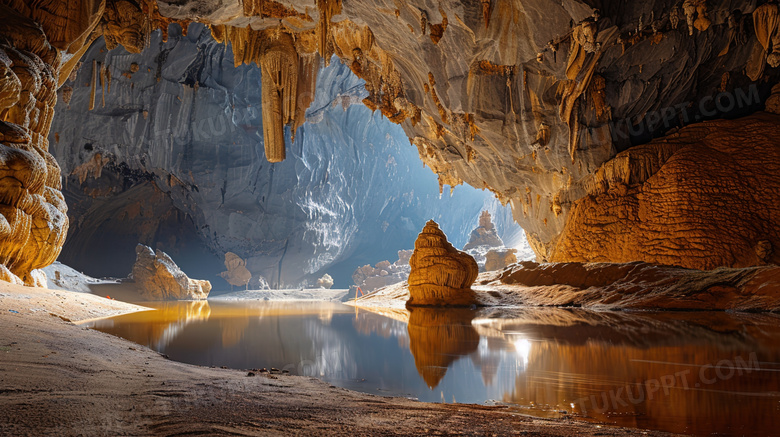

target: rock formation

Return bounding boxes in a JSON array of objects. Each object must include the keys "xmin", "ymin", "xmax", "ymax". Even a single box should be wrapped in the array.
[
  {"xmin": 219, "ymin": 252, "xmax": 252, "ymax": 290},
  {"xmin": 463, "ymin": 211, "xmax": 504, "ymax": 251},
  {"xmin": 479, "ymin": 261, "xmax": 780, "ymax": 311},
  {"xmin": 316, "ymin": 273, "xmax": 334, "ymax": 289},
  {"xmin": 552, "ymin": 113, "xmax": 780, "ymax": 269},
  {"xmin": 407, "ymin": 220, "xmax": 478, "ymax": 307},
  {"xmin": 484, "ymin": 249, "xmax": 517, "ymax": 272},
  {"xmin": 132, "ymin": 244, "xmax": 211, "ymax": 300},
  {"xmin": 462, "ymin": 210, "xmax": 526, "ymax": 272},
  {"xmin": 0, "ymin": 4, "xmax": 74, "ymax": 286},
  {"xmin": 352, "ymin": 249, "xmax": 413, "ymax": 294}
]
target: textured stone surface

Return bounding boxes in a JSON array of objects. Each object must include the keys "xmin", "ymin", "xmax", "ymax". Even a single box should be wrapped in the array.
[
  {"xmin": 0, "ymin": 4, "xmax": 74, "ymax": 286},
  {"xmin": 551, "ymin": 113, "xmax": 780, "ymax": 269},
  {"xmin": 159, "ymin": 0, "xmax": 780, "ymax": 273},
  {"xmin": 2, "ymin": 0, "xmax": 780, "ymax": 289},
  {"xmin": 478, "ymin": 261, "xmax": 780, "ymax": 311},
  {"xmin": 131, "ymin": 244, "xmax": 211, "ymax": 300},
  {"xmin": 407, "ymin": 220, "xmax": 478, "ymax": 306}
]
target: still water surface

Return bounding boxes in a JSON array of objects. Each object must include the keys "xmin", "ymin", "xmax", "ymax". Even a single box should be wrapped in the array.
[{"xmin": 87, "ymin": 301, "xmax": 780, "ymax": 436}]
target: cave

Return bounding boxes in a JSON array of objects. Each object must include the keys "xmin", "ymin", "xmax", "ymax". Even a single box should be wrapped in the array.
[{"xmin": 1, "ymin": 0, "xmax": 779, "ymax": 435}]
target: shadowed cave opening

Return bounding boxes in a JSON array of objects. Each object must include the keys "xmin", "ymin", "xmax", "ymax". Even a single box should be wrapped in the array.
[{"xmin": 50, "ymin": 23, "xmax": 529, "ymax": 291}]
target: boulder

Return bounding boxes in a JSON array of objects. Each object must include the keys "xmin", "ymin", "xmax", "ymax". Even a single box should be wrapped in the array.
[
  {"xmin": 316, "ymin": 273, "xmax": 334, "ymax": 289},
  {"xmin": 351, "ymin": 250, "xmax": 413, "ymax": 294},
  {"xmin": 132, "ymin": 244, "xmax": 211, "ymax": 300},
  {"xmin": 407, "ymin": 221, "xmax": 478, "ymax": 306},
  {"xmin": 219, "ymin": 252, "xmax": 252, "ymax": 290},
  {"xmin": 484, "ymin": 249, "xmax": 518, "ymax": 272}
]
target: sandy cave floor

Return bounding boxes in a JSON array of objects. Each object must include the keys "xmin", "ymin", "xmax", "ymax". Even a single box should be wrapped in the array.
[{"xmin": 0, "ymin": 282, "xmax": 682, "ymax": 436}]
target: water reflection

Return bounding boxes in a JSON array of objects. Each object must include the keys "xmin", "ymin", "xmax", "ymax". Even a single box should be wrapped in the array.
[
  {"xmin": 88, "ymin": 303, "xmax": 780, "ymax": 436},
  {"xmin": 407, "ymin": 308, "xmax": 480, "ymax": 388}
]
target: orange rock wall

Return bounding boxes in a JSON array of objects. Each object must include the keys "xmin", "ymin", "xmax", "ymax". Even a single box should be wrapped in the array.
[{"xmin": 552, "ymin": 113, "xmax": 780, "ymax": 269}]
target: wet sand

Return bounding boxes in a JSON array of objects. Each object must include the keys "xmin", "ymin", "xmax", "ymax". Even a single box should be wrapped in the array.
[{"xmin": 0, "ymin": 282, "xmax": 680, "ymax": 436}]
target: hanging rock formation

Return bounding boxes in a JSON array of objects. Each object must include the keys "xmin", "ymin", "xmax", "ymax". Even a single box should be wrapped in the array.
[
  {"xmin": 407, "ymin": 220, "xmax": 478, "ymax": 307},
  {"xmin": 259, "ymin": 31, "xmax": 299, "ymax": 163},
  {"xmin": 132, "ymin": 244, "xmax": 211, "ymax": 300}
]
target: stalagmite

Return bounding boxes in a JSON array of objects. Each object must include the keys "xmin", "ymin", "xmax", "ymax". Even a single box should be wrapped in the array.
[{"xmin": 407, "ymin": 220, "xmax": 478, "ymax": 306}]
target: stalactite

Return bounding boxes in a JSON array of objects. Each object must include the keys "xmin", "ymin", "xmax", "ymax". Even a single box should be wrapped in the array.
[
  {"xmin": 89, "ymin": 59, "xmax": 96, "ymax": 110},
  {"xmin": 106, "ymin": 63, "xmax": 111, "ymax": 94},
  {"xmin": 481, "ymin": 0, "xmax": 491, "ymax": 29},
  {"xmin": 99, "ymin": 61, "xmax": 106, "ymax": 108},
  {"xmin": 316, "ymin": 0, "xmax": 342, "ymax": 62},
  {"xmin": 260, "ymin": 31, "xmax": 299, "ymax": 163},
  {"xmin": 293, "ymin": 53, "xmax": 320, "ymax": 139},
  {"xmin": 243, "ymin": 0, "xmax": 264, "ymax": 16}
]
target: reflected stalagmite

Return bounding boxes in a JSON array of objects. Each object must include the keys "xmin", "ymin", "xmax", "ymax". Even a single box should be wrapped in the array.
[
  {"xmin": 407, "ymin": 220, "xmax": 478, "ymax": 307},
  {"xmin": 407, "ymin": 307, "xmax": 479, "ymax": 389}
]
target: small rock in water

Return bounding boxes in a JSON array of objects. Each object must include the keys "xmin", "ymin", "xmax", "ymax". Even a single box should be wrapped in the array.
[{"xmin": 247, "ymin": 372, "xmax": 256, "ymax": 377}]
